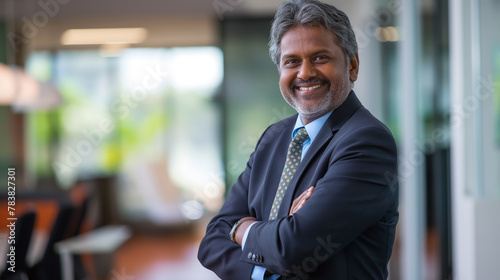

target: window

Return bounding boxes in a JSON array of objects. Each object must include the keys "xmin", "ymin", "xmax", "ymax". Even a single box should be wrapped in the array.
[{"xmin": 26, "ymin": 47, "xmax": 224, "ymax": 224}]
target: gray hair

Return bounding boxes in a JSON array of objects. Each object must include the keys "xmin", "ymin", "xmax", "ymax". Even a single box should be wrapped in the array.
[{"xmin": 269, "ymin": 0, "xmax": 358, "ymax": 67}]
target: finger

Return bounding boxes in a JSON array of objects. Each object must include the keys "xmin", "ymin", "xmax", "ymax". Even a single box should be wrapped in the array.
[
  {"xmin": 291, "ymin": 188, "xmax": 309, "ymax": 209},
  {"xmin": 290, "ymin": 196, "xmax": 305, "ymax": 215},
  {"xmin": 291, "ymin": 196, "xmax": 305, "ymax": 214},
  {"xmin": 295, "ymin": 187, "xmax": 315, "ymax": 212},
  {"xmin": 290, "ymin": 195, "xmax": 302, "ymax": 212},
  {"xmin": 289, "ymin": 200, "xmax": 299, "ymax": 215},
  {"xmin": 293, "ymin": 195, "xmax": 309, "ymax": 214},
  {"xmin": 306, "ymin": 186, "xmax": 314, "ymax": 197},
  {"xmin": 290, "ymin": 187, "xmax": 315, "ymax": 215},
  {"xmin": 302, "ymin": 187, "xmax": 314, "ymax": 201}
]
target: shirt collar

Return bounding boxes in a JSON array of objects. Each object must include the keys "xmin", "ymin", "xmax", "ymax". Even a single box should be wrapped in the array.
[{"xmin": 292, "ymin": 111, "xmax": 333, "ymax": 143}]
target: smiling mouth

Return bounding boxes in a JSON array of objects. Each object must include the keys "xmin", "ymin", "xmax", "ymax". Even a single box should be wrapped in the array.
[{"xmin": 298, "ymin": 84, "xmax": 323, "ymax": 91}]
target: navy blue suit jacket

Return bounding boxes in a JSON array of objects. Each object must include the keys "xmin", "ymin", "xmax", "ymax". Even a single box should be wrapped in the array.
[{"xmin": 198, "ymin": 92, "xmax": 399, "ymax": 279}]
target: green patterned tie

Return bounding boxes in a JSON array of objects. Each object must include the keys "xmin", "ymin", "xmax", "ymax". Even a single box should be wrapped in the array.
[{"xmin": 269, "ymin": 127, "xmax": 309, "ymax": 220}]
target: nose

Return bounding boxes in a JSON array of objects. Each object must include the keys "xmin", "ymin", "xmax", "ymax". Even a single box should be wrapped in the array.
[{"xmin": 297, "ymin": 61, "xmax": 317, "ymax": 80}]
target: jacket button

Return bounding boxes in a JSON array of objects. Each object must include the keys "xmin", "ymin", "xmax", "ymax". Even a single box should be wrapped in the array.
[
  {"xmin": 252, "ymin": 254, "xmax": 257, "ymax": 261},
  {"xmin": 248, "ymin": 253, "xmax": 252, "ymax": 259}
]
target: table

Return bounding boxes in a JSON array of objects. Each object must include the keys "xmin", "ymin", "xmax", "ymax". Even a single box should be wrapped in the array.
[{"xmin": 55, "ymin": 225, "xmax": 131, "ymax": 280}]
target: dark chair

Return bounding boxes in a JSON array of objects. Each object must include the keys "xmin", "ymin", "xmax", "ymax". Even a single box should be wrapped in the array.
[
  {"xmin": 28, "ymin": 202, "xmax": 76, "ymax": 280},
  {"xmin": 69, "ymin": 197, "xmax": 90, "ymax": 280},
  {"xmin": 1, "ymin": 211, "xmax": 36, "ymax": 280}
]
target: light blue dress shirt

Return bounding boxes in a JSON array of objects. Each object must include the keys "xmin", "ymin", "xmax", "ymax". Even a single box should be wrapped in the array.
[{"xmin": 243, "ymin": 111, "xmax": 333, "ymax": 280}]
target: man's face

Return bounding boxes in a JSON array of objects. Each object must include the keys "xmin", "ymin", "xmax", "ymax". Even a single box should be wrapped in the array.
[{"xmin": 279, "ymin": 25, "xmax": 359, "ymax": 124}]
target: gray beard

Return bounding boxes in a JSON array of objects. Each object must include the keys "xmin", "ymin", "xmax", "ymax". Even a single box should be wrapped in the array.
[
  {"xmin": 280, "ymin": 67, "xmax": 352, "ymax": 121},
  {"xmin": 284, "ymin": 89, "xmax": 337, "ymax": 120},
  {"xmin": 281, "ymin": 80, "xmax": 350, "ymax": 121}
]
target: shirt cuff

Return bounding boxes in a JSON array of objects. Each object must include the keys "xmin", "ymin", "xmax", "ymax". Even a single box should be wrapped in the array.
[
  {"xmin": 241, "ymin": 221, "xmax": 256, "ymax": 249},
  {"xmin": 266, "ymin": 274, "xmax": 282, "ymax": 280},
  {"xmin": 251, "ymin": 265, "xmax": 267, "ymax": 280},
  {"xmin": 244, "ymin": 223, "xmax": 280, "ymax": 280},
  {"xmin": 251, "ymin": 266, "xmax": 281, "ymax": 280}
]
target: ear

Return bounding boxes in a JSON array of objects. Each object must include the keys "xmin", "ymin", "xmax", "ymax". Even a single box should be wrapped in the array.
[{"xmin": 348, "ymin": 54, "xmax": 359, "ymax": 82}]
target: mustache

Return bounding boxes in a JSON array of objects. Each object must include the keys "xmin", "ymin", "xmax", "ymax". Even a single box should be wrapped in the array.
[{"xmin": 292, "ymin": 79, "xmax": 330, "ymax": 87}]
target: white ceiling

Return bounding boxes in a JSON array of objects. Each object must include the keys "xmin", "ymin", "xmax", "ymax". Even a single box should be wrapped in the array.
[
  {"xmin": 0, "ymin": 0, "xmax": 288, "ymax": 50},
  {"xmin": 0, "ymin": 0, "xmax": 379, "ymax": 51},
  {"xmin": 0, "ymin": 0, "xmax": 284, "ymax": 20}
]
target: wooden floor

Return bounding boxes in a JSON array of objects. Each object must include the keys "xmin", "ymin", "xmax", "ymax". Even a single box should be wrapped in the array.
[
  {"xmin": 96, "ymin": 223, "xmax": 440, "ymax": 280},
  {"xmin": 109, "ymin": 229, "xmax": 439, "ymax": 280},
  {"xmin": 110, "ymin": 221, "xmax": 219, "ymax": 280}
]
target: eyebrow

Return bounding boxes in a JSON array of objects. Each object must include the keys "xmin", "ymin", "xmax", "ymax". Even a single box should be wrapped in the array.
[{"xmin": 281, "ymin": 49, "xmax": 332, "ymax": 62}]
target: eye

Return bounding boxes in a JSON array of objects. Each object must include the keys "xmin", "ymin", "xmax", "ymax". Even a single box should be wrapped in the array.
[
  {"xmin": 284, "ymin": 59, "xmax": 300, "ymax": 67},
  {"xmin": 314, "ymin": 55, "xmax": 329, "ymax": 63}
]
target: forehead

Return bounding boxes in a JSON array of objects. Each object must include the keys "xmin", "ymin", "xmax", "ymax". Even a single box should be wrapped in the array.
[{"xmin": 280, "ymin": 25, "xmax": 342, "ymax": 56}]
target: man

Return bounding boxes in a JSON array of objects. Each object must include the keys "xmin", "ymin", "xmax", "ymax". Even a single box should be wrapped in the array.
[{"xmin": 198, "ymin": 0, "xmax": 399, "ymax": 279}]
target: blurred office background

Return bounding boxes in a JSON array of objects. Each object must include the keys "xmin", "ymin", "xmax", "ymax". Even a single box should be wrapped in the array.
[{"xmin": 0, "ymin": 0, "xmax": 499, "ymax": 279}]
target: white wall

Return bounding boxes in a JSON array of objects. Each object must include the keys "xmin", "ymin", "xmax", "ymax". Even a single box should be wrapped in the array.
[{"xmin": 450, "ymin": 0, "xmax": 500, "ymax": 279}]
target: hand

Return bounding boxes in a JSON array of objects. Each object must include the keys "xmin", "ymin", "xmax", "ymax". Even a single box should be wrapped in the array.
[
  {"xmin": 234, "ymin": 216, "xmax": 257, "ymax": 246},
  {"xmin": 289, "ymin": 186, "xmax": 315, "ymax": 215}
]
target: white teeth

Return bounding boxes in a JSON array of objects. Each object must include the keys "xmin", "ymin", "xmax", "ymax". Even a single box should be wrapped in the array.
[{"xmin": 298, "ymin": 84, "xmax": 322, "ymax": 91}]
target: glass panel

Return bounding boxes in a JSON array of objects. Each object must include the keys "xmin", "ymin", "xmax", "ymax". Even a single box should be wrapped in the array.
[
  {"xmin": 25, "ymin": 47, "xmax": 225, "ymax": 224},
  {"xmin": 0, "ymin": 21, "xmax": 7, "ymax": 63},
  {"xmin": 478, "ymin": 0, "xmax": 500, "ymax": 198},
  {"xmin": 496, "ymin": 52, "xmax": 500, "ymax": 146},
  {"xmin": 221, "ymin": 18, "xmax": 288, "ymax": 190}
]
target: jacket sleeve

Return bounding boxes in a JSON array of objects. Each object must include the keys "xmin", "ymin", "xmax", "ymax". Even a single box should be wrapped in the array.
[
  {"xmin": 197, "ymin": 126, "xmax": 273, "ymax": 280},
  {"xmin": 240, "ymin": 124, "xmax": 398, "ymax": 276}
]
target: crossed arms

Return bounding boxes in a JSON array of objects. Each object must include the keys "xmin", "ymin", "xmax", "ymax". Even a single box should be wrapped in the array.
[{"xmin": 198, "ymin": 119, "xmax": 398, "ymax": 279}]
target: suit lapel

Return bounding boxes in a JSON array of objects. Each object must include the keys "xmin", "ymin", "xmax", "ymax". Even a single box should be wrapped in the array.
[
  {"xmin": 276, "ymin": 92, "xmax": 363, "ymax": 218},
  {"xmin": 262, "ymin": 116, "xmax": 296, "ymax": 220}
]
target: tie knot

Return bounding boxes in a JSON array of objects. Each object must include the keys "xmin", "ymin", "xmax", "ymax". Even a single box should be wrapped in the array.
[{"xmin": 293, "ymin": 127, "xmax": 309, "ymax": 144}]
